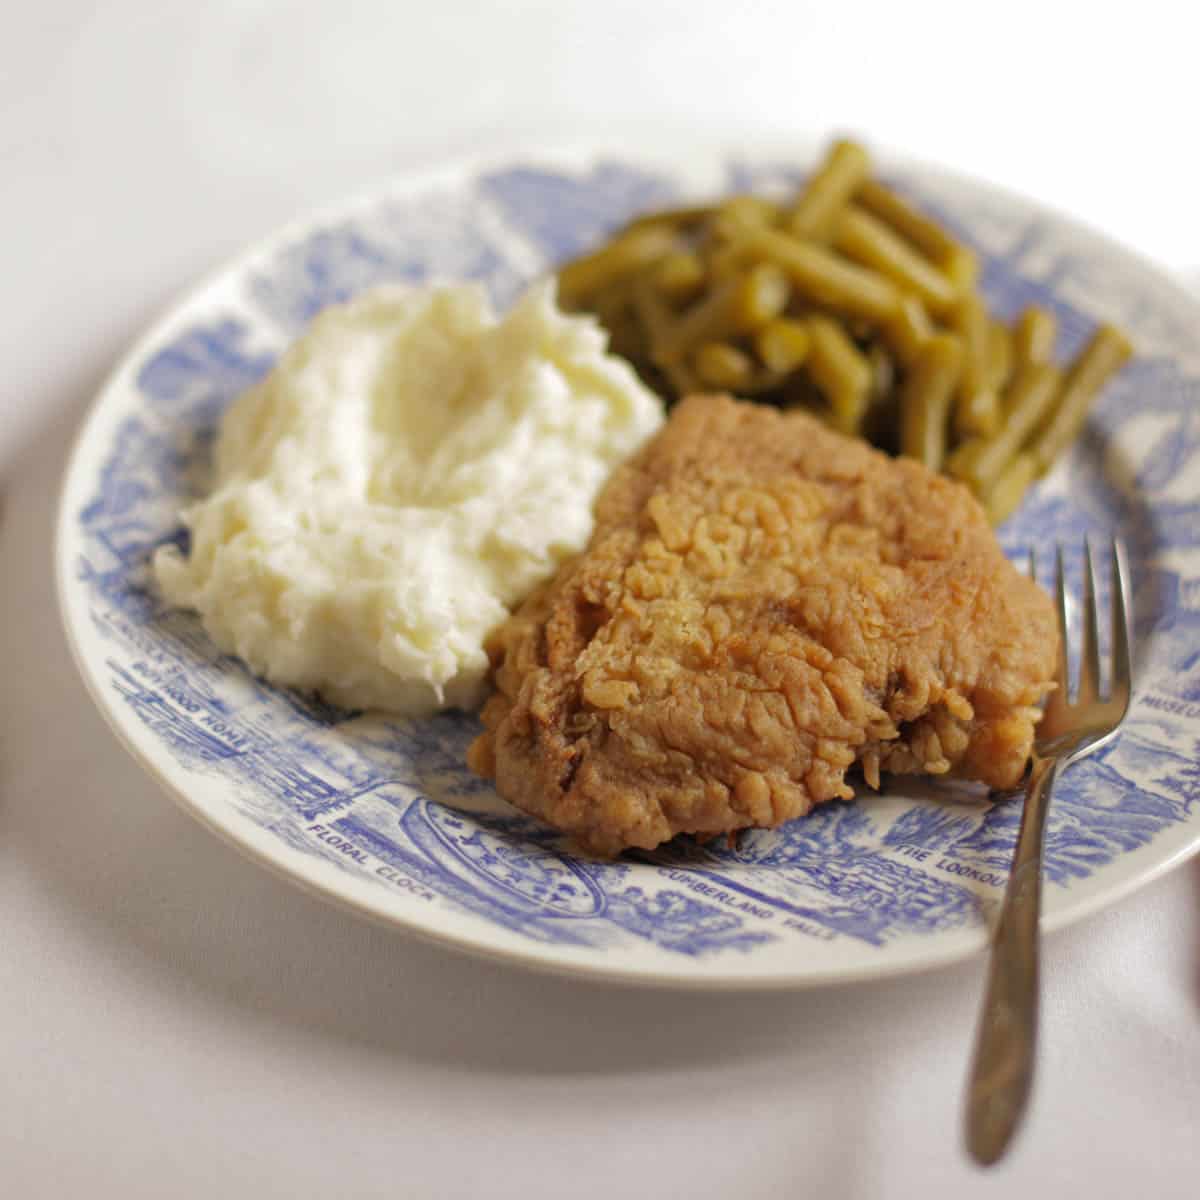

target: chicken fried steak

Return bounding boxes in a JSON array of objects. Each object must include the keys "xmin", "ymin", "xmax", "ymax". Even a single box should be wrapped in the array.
[{"xmin": 468, "ymin": 395, "xmax": 1057, "ymax": 855}]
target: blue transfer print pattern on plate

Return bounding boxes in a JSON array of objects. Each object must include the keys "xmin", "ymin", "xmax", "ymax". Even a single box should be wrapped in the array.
[
  {"xmin": 248, "ymin": 188, "xmax": 534, "ymax": 332},
  {"xmin": 478, "ymin": 161, "xmax": 680, "ymax": 264},
  {"xmin": 71, "ymin": 157, "xmax": 1200, "ymax": 961}
]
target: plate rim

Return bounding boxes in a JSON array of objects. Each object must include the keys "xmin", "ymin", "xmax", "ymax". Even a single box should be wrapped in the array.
[{"xmin": 54, "ymin": 136, "xmax": 1200, "ymax": 990}]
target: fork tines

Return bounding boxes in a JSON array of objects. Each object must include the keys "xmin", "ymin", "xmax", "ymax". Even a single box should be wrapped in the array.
[{"xmin": 1048, "ymin": 537, "xmax": 1132, "ymax": 711}]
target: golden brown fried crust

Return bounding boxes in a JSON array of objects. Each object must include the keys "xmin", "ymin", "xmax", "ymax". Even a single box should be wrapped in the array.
[{"xmin": 468, "ymin": 395, "xmax": 1057, "ymax": 856}]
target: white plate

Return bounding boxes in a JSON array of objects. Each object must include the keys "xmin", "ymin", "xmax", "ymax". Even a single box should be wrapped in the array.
[{"xmin": 56, "ymin": 141, "xmax": 1200, "ymax": 989}]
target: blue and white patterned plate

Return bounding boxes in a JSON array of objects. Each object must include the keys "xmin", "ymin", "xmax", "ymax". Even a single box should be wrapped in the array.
[{"xmin": 56, "ymin": 143, "xmax": 1200, "ymax": 988}]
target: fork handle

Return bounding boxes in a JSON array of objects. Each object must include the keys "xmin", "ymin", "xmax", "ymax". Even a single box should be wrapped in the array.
[{"xmin": 965, "ymin": 754, "xmax": 1062, "ymax": 1166}]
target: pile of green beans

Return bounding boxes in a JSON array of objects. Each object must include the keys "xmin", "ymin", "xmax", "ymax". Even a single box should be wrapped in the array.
[{"xmin": 556, "ymin": 138, "xmax": 1132, "ymax": 523}]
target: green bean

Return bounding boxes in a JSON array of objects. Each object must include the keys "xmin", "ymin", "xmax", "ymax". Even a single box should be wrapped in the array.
[
  {"xmin": 956, "ymin": 388, "xmax": 1001, "ymax": 439},
  {"xmin": 630, "ymin": 278, "xmax": 676, "ymax": 349},
  {"xmin": 807, "ymin": 315, "xmax": 874, "ymax": 435},
  {"xmin": 651, "ymin": 276, "xmax": 726, "ymax": 360},
  {"xmin": 711, "ymin": 195, "xmax": 782, "ymax": 241},
  {"xmin": 589, "ymin": 281, "xmax": 629, "ymax": 323},
  {"xmin": 986, "ymin": 318, "xmax": 1014, "ymax": 395},
  {"xmin": 881, "ymin": 294, "xmax": 933, "ymax": 365},
  {"xmin": 833, "ymin": 205, "xmax": 958, "ymax": 315},
  {"xmin": 589, "ymin": 284, "xmax": 642, "ymax": 360},
  {"xmin": 1032, "ymin": 325, "xmax": 1132, "ymax": 472},
  {"xmin": 557, "ymin": 226, "xmax": 678, "ymax": 306},
  {"xmin": 634, "ymin": 280, "xmax": 705, "ymax": 402},
  {"xmin": 556, "ymin": 137, "xmax": 1130, "ymax": 504},
  {"xmin": 945, "ymin": 438, "xmax": 983, "ymax": 484},
  {"xmin": 1012, "ymin": 305, "xmax": 1058, "ymax": 368},
  {"xmin": 622, "ymin": 204, "xmax": 715, "ymax": 235},
  {"xmin": 742, "ymin": 226, "xmax": 900, "ymax": 324},
  {"xmin": 718, "ymin": 263, "xmax": 790, "ymax": 331},
  {"xmin": 657, "ymin": 263, "xmax": 790, "ymax": 362},
  {"xmin": 983, "ymin": 452, "xmax": 1038, "ymax": 525},
  {"xmin": 857, "ymin": 178, "xmax": 979, "ymax": 288},
  {"xmin": 662, "ymin": 359, "xmax": 702, "ymax": 397},
  {"xmin": 942, "ymin": 245, "xmax": 980, "ymax": 292},
  {"xmin": 654, "ymin": 251, "xmax": 707, "ymax": 303},
  {"xmin": 949, "ymin": 293, "xmax": 1000, "ymax": 437},
  {"xmin": 959, "ymin": 362, "xmax": 1062, "ymax": 490},
  {"xmin": 693, "ymin": 342, "xmax": 755, "ymax": 391},
  {"xmin": 899, "ymin": 333, "xmax": 964, "ymax": 469},
  {"xmin": 754, "ymin": 318, "xmax": 811, "ymax": 373},
  {"xmin": 705, "ymin": 239, "xmax": 754, "ymax": 286},
  {"xmin": 790, "ymin": 139, "xmax": 872, "ymax": 241}
]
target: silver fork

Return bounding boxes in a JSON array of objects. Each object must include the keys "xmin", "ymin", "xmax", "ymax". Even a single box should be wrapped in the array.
[{"xmin": 964, "ymin": 538, "xmax": 1133, "ymax": 1166}]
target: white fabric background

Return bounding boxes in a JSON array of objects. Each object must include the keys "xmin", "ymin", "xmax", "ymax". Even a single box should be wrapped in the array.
[{"xmin": 2, "ymin": 3, "xmax": 1198, "ymax": 1196}]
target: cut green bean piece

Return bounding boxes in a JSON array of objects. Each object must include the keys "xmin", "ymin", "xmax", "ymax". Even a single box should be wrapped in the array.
[
  {"xmin": 986, "ymin": 318, "xmax": 1014, "ymax": 395},
  {"xmin": 654, "ymin": 251, "xmax": 706, "ymax": 303},
  {"xmin": 790, "ymin": 139, "xmax": 872, "ymax": 241},
  {"xmin": 983, "ymin": 452, "xmax": 1038, "ymax": 525},
  {"xmin": 653, "ymin": 274, "xmax": 732, "ymax": 362},
  {"xmin": 705, "ymin": 247, "xmax": 745, "ymax": 287},
  {"xmin": 963, "ymin": 362, "xmax": 1062, "ymax": 490},
  {"xmin": 882, "ymin": 294, "xmax": 933, "ymax": 365},
  {"xmin": 712, "ymin": 195, "xmax": 782, "ymax": 240},
  {"xmin": 658, "ymin": 263, "xmax": 790, "ymax": 361},
  {"xmin": 591, "ymin": 290, "xmax": 643, "ymax": 362},
  {"xmin": 899, "ymin": 333, "xmax": 964, "ymax": 469},
  {"xmin": 754, "ymin": 318, "xmax": 811, "ymax": 373},
  {"xmin": 857, "ymin": 178, "xmax": 979, "ymax": 288},
  {"xmin": 946, "ymin": 437, "xmax": 984, "ymax": 483},
  {"xmin": 743, "ymin": 226, "xmax": 899, "ymax": 324},
  {"xmin": 833, "ymin": 205, "xmax": 958, "ymax": 315},
  {"xmin": 630, "ymin": 278, "xmax": 676, "ymax": 350},
  {"xmin": 956, "ymin": 390, "xmax": 1001, "ymax": 439},
  {"xmin": 949, "ymin": 293, "xmax": 999, "ymax": 436},
  {"xmin": 806, "ymin": 319, "xmax": 872, "ymax": 424},
  {"xmin": 806, "ymin": 315, "xmax": 874, "ymax": 435},
  {"xmin": 942, "ymin": 245, "xmax": 980, "ymax": 292},
  {"xmin": 557, "ymin": 226, "xmax": 677, "ymax": 306},
  {"xmin": 623, "ymin": 204, "xmax": 715, "ymax": 235},
  {"xmin": 1012, "ymin": 306, "xmax": 1057, "ymax": 368},
  {"xmin": 634, "ymin": 279, "xmax": 693, "ymax": 399},
  {"xmin": 1032, "ymin": 325, "xmax": 1132, "ymax": 472},
  {"xmin": 661, "ymin": 359, "xmax": 701, "ymax": 398},
  {"xmin": 693, "ymin": 341, "xmax": 755, "ymax": 391},
  {"xmin": 727, "ymin": 263, "xmax": 790, "ymax": 330}
]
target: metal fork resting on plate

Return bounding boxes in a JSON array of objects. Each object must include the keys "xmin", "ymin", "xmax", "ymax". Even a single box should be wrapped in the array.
[{"xmin": 964, "ymin": 538, "xmax": 1133, "ymax": 1166}]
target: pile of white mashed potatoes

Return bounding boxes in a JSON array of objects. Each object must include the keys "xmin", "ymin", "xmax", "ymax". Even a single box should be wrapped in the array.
[{"xmin": 153, "ymin": 281, "xmax": 663, "ymax": 716}]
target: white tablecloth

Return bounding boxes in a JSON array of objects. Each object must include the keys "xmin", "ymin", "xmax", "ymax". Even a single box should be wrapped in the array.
[{"xmin": 3, "ymin": 4, "xmax": 1197, "ymax": 1196}]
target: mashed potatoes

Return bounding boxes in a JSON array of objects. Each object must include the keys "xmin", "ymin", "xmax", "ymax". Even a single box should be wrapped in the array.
[{"xmin": 153, "ymin": 281, "xmax": 663, "ymax": 715}]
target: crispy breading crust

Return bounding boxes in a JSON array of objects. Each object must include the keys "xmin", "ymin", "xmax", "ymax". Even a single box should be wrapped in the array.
[{"xmin": 469, "ymin": 395, "xmax": 1056, "ymax": 855}]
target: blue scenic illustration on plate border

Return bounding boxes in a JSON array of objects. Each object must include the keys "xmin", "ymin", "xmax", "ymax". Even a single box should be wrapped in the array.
[{"xmin": 72, "ymin": 157, "xmax": 1200, "ymax": 959}]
